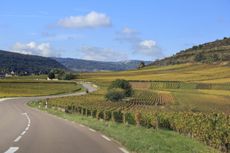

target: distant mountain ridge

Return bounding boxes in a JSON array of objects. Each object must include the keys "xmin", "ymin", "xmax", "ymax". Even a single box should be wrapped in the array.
[
  {"xmin": 0, "ymin": 50, "xmax": 66, "ymax": 75},
  {"xmin": 150, "ymin": 37, "xmax": 230, "ymax": 66},
  {"xmin": 54, "ymin": 57, "xmax": 151, "ymax": 72}
]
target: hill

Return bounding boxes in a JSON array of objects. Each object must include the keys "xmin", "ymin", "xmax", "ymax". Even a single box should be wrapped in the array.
[
  {"xmin": 54, "ymin": 57, "xmax": 151, "ymax": 72},
  {"xmin": 0, "ymin": 50, "xmax": 66, "ymax": 75},
  {"xmin": 150, "ymin": 37, "xmax": 230, "ymax": 66}
]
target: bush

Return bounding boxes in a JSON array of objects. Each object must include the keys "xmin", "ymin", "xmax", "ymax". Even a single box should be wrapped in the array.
[
  {"xmin": 58, "ymin": 72, "xmax": 76, "ymax": 80},
  {"xmin": 63, "ymin": 73, "xmax": 76, "ymax": 80},
  {"xmin": 105, "ymin": 88, "xmax": 125, "ymax": 102},
  {"xmin": 48, "ymin": 72, "xmax": 55, "ymax": 79},
  {"xmin": 109, "ymin": 79, "xmax": 133, "ymax": 97},
  {"xmin": 137, "ymin": 61, "xmax": 145, "ymax": 69}
]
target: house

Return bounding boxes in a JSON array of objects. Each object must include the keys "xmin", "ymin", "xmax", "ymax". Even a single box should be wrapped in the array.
[
  {"xmin": 5, "ymin": 73, "xmax": 12, "ymax": 77},
  {"xmin": 11, "ymin": 71, "xmax": 15, "ymax": 75}
]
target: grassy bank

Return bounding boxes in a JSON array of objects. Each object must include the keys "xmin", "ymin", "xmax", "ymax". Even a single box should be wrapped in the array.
[
  {"xmin": 0, "ymin": 81, "xmax": 82, "ymax": 98},
  {"xmin": 29, "ymin": 102, "xmax": 219, "ymax": 153}
]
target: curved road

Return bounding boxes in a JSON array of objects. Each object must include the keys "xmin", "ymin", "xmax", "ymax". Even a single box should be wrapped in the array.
[{"xmin": 0, "ymin": 83, "xmax": 127, "ymax": 153}]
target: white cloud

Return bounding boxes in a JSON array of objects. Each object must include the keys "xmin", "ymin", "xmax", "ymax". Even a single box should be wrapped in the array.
[
  {"xmin": 135, "ymin": 40, "xmax": 162, "ymax": 56},
  {"xmin": 80, "ymin": 46, "xmax": 127, "ymax": 61},
  {"xmin": 11, "ymin": 41, "xmax": 59, "ymax": 57},
  {"xmin": 116, "ymin": 27, "xmax": 140, "ymax": 43},
  {"xmin": 58, "ymin": 11, "xmax": 111, "ymax": 28},
  {"xmin": 116, "ymin": 27, "xmax": 163, "ymax": 58},
  {"xmin": 139, "ymin": 40, "xmax": 156, "ymax": 49}
]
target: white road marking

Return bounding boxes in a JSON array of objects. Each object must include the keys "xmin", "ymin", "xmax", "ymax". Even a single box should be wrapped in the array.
[
  {"xmin": 14, "ymin": 136, "xmax": 22, "ymax": 142},
  {"xmin": 4, "ymin": 147, "xmax": 19, "ymax": 153},
  {"xmin": 88, "ymin": 128, "xmax": 96, "ymax": 132},
  {"xmin": 119, "ymin": 147, "xmax": 129, "ymax": 153},
  {"xmin": 11, "ymin": 112, "xmax": 31, "ymax": 146},
  {"xmin": 21, "ymin": 131, "xmax": 26, "ymax": 136},
  {"xmin": 101, "ymin": 135, "xmax": 111, "ymax": 141}
]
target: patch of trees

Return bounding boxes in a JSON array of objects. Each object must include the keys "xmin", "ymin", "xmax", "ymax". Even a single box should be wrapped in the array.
[
  {"xmin": 137, "ymin": 61, "xmax": 145, "ymax": 69},
  {"xmin": 0, "ymin": 50, "xmax": 66, "ymax": 75},
  {"xmin": 48, "ymin": 69, "xmax": 76, "ymax": 80},
  {"xmin": 194, "ymin": 53, "xmax": 221, "ymax": 63},
  {"xmin": 105, "ymin": 79, "xmax": 133, "ymax": 102}
]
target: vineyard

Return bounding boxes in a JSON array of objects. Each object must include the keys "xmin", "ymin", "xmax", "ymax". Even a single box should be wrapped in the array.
[
  {"xmin": 35, "ymin": 87, "xmax": 230, "ymax": 152},
  {"xmin": 31, "ymin": 63, "xmax": 230, "ymax": 152},
  {"xmin": 131, "ymin": 81, "xmax": 230, "ymax": 90},
  {"xmin": 127, "ymin": 90, "xmax": 174, "ymax": 106}
]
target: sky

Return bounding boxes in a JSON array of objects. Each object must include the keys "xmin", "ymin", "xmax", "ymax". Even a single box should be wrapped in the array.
[{"xmin": 0, "ymin": 0, "xmax": 229, "ymax": 61}]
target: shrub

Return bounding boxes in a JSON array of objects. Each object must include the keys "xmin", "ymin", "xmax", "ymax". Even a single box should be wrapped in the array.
[
  {"xmin": 137, "ymin": 61, "xmax": 145, "ymax": 69},
  {"xmin": 48, "ymin": 72, "xmax": 55, "ymax": 79},
  {"xmin": 58, "ymin": 72, "xmax": 76, "ymax": 80},
  {"xmin": 109, "ymin": 79, "xmax": 133, "ymax": 97},
  {"xmin": 63, "ymin": 73, "xmax": 76, "ymax": 80},
  {"xmin": 105, "ymin": 88, "xmax": 125, "ymax": 102}
]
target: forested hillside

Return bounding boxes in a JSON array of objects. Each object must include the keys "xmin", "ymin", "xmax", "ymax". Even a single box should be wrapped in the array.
[{"xmin": 0, "ymin": 50, "xmax": 66, "ymax": 75}]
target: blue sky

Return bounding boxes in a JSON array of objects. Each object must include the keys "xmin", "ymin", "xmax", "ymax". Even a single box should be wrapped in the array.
[{"xmin": 0, "ymin": 0, "xmax": 229, "ymax": 61}]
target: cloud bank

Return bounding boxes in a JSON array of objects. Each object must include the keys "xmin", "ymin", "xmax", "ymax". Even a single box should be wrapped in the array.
[
  {"xmin": 116, "ymin": 27, "xmax": 163, "ymax": 58},
  {"xmin": 58, "ymin": 11, "xmax": 111, "ymax": 28},
  {"xmin": 135, "ymin": 40, "xmax": 162, "ymax": 56},
  {"xmin": 11, "ymin": 41, "xmax": 59, "ymax": 57}
]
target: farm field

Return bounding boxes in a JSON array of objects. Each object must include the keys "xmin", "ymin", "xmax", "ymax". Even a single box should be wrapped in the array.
[
  {"xmin": 0, "ymin": 80, "xmax": 82, "ymax": 97},
  {"xmin": 37, "ymin": 63, "xmax": 230, "ymax": 152},
  {"xmin": 80, "ymin": 63, "xmax": 230, "ymax": 83}
]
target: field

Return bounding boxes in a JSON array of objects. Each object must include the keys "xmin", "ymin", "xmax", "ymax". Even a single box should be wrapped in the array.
[
  {"xmin": 34, "ymin": 63, "xmax": 230, "ymax": 152},
  {"xmin": 0, "ymin": 80, "xmax": 82, "ymax": 97},
  {"xmin": 80, "ymin": 63, "xmax": 230, "ymax": 83}
]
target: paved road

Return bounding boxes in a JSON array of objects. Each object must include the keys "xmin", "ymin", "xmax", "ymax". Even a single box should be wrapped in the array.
[{"xmin": 0, "ymin": 83, "xmax": 126, "ymax": 153}]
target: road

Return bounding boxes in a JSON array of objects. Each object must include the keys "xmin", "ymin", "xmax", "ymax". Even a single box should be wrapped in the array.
[{"xmin": 0, "ymin": 83, "xmax": 127, "ymax": 153}]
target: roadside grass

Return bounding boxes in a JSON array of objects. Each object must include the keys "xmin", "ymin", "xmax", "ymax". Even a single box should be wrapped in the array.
[
  {"xmin": 29, "ymin": 102, "xmax": 219, "ymax": 153},
  {"xmin": 0, "ymin": 81, "xmax": 83, "ymax": 98}
]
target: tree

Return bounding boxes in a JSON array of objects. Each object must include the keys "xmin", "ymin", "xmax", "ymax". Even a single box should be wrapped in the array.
[
  {"xmin": 106, "ymin": 79, "xmax": 133, "ymax": 102},
  {"xmin": 138, "ymin": 61, "xmax": 145, "ymax": 69},
  {"xmin": 63, "ymin": 73, "xmax": 76, "ymax": 80},
  {"xmin": 105, "ymin": 88, "xmax": 125, "ymax": 102},
  {"xmin": 109, "ymin": 79, "xmax": 133, "ymax": 97},
  {"xmin": 48, "ymin": 72, "xmax": 55, "ymax": 79}
]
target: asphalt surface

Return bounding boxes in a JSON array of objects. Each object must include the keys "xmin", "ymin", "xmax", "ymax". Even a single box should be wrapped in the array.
[{"xmin": 0, "ymin": 83, "xmax": 127, "ymax": 153}]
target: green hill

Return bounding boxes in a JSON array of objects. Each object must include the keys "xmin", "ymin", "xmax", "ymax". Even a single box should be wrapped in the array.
[
  {"xmin": 151, "ymin": 37, "xmax": 230, "ymax": 66},
  {"xmin": 0, "ymin": 50, "xmax": 66, "ymax": 75}
]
